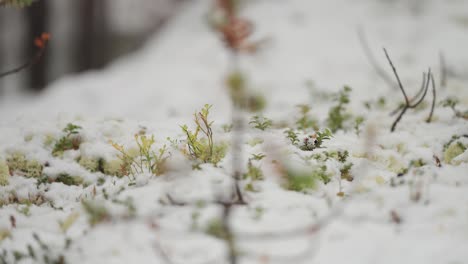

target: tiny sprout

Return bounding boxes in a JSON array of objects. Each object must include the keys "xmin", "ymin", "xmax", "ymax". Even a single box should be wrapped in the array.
[{"xmin": 249, "ymin": 115, "xmax": 272, "ymax": 131}]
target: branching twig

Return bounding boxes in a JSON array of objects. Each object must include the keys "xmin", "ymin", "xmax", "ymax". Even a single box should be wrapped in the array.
[
  {"xmin": 426, "ymin": 73, "xmax": 436, "ymax": 123},
  {"xmin": 383, "ymin": 48, "xmax": 435, "ymax": 132},
  {"xmin": 0, "ymin": 33, "xmax": 50, "ymax": 79}
]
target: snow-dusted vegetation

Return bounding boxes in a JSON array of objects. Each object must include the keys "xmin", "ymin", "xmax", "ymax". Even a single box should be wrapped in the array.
[{"xmin": 1, "ymin": 0, "xmax": 468, "ymax": 263}]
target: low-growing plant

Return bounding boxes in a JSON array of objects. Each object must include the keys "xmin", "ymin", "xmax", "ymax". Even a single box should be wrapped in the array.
[
  {"xmin": 354, "ymin": 116, "xmax": 365, "ymax": 136},
  {"xmin": 52, "ymin": 123, "xmax": 82, "ymax": 157},
  {"xmin": 6, "ymin": 153, "xmax": 43, "ymax": 178},
  {"xmin": 285, "ymin": 165, "xmax": 330, "ymax": 192},
  {"xmin": 296, "ymin": 104, "xmax": 318, "ymax": 131},
  {"xmin": 327, "ymin": 86, "xmax": 352, "ymax": 132},
  {"xmin": 181, "ymin": 104, "xmax": 227, "ymax": 166},
  {"xmin": 243, "ymin": 156, "xmax": 264, "ymax": 181},
  {"xmin": 110, "ymin": 134, "xmax": 169, "ymax": 177},
  {"xmin": 299, "ymin": 129, "xmax": 332, "ymax": 151},
  {"xmin": 285, "ymin": 129, "xmax": 300, "ymax": 145},
  {"xmin": 440, "ymin": 97, "xmax": 468, "ymax": 120},
  {"xmin": 249, "ymin": 115, "xmax": 272, "ymax": 131},
  {"xmin": 37, "ymin": 173, "xmax": 84, "ymax": 187}
]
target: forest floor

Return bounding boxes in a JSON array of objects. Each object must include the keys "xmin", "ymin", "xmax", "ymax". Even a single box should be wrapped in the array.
[{"xmin": 1, "ymin": 0, "xmax": 468, "ymax": 263}]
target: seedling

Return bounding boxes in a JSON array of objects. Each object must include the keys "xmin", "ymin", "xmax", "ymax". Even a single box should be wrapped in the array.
[
  {"xmin": 249, "ymin": 115, "xmax": 272, "ymax": 131},
  {"xmin": 181, "ymin": 104, "xmax": 227, "ymax": 166},
  {"xmin": 285, "ymin": 129, "xmax": 300, "ymax": 145},
  {"xmin": 52, "ymin": 123, "xmax": 82, "ymax": 156},
  {"xmin": 110, "ymin": 134, "xmax": 169, "ymax": 177},
  {"xmin": 440, "ymin": 97, "xmax": 468, "ymax": 120},
  {"xmin": 296, "ymin": 104, "xmax": 318, "ymax": 131},
  {"xmin": 327, "ymin": 86, "xmax": 352, "ymax": 132}
]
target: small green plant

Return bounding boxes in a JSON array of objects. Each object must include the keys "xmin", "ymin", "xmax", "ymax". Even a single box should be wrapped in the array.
[
  {"xmin": 296, "ymin": 104, "xmax": 318, "ymax": 131},
  {"xmin": 285, "ymin": 129, "xmax": 300, "ymax": 145},
  {"xmin": 285, "ymin": 165, "xmax": 330, "ymax": 192},
  {"xmin": 354, "ymin": 116, "xmax": 364, "ymax": 136},
  {"xmin": 110, "ymin": 134, "xmax": 169, "ymax": 177},
  {"xmin": 440, "ymin": 97, "xmax": 468, "ymax": 119},
  {"xmin": 52, "ymin": 123, "xmax": 82, "ymax": 156},
  {"xmin": 249, "ymin": 115, "xmax": 272, "ymax": 131},
  {"xmin": 327, "ymin": 86, "xmax": 352, "ymax": 132},
  {"xmin": 181, "ymin": 104, "xmax": 227, "ymax": 165},
  {"xmin": 243, "ymin": 155, "xmax": 264, "ymax": 181},
  {"xmin": 300, "ymin": 129, "xmax": 332, "ymax": 151}
]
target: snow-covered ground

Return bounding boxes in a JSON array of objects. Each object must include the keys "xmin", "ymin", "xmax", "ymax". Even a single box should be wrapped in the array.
[{"xmin": 1, "ymin": 0, "xmax": 468, "ymax": 263}]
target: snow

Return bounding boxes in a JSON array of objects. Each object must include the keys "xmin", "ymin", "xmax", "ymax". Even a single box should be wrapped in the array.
[{"xmin": 1, "ymin": 0, "xmax": 468, "ymax": 263}]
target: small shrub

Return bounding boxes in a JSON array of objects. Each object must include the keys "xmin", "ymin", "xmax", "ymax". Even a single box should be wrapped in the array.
[
  {"xmin": 110, "ymin": 134, "xmax": 169, "ymax": 177},
  {"xmin": 181, "ymin": 104, "xmax": 227, "ymax": 166},
  {"xmin": 327, "ymin": 86, "xmax": 352, "ymax": 132},
  {"xmin": 285, "ymin": 129, "xmax": 300, "ymax": 145},
  {"xmin": 295, "ymin": 104, "xmax": 318, "ymax": 131},
  {"xmin": 299, "ymin": 129, "xmax": 332, "ymax": 151},
  {"xmin": 52, "ymin": 123, "xmax": 82, "ymax": 157},
  {"xmin": 285, "ymin": 165, "xmax": 330, "ymax": 192},
  {"xmin": 249, "ymin": 115, "xmax": 272, "ymax": 131},
  {"xmin": 440, "ymin": 97, "xmax": 468, "ymax": 119}
]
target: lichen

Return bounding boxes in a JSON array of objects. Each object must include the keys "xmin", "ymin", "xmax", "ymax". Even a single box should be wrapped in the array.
[
  {"xmin": 444, "ymin": 141, "xmax": 467, "ymax": 165},
  {"xmin": 0, "ymin": 160, "xmax": 10, "ymax": 186}
]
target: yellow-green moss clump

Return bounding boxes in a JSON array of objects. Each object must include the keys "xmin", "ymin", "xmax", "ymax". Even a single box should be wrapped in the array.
[
  {"xmin": 79, "ymin": 156, "xmax": 102, "ymax": 172},
  {"xmin": 6, "ymin": 152, "xmax": 43, "ymax": 178},
  {"xmin": 444, "ymin": 141, "xmax": 467, "ymax": 165},
  {"xmin": 102, "ymin": 159, "xmax": 126, "ymax": 177},
  {"xmin": 0, "ymin": 160, "xmax": 10, "ymax": 186}
]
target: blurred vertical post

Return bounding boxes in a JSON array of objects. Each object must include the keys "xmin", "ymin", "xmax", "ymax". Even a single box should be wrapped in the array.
[
  {"xmin": 76, "ymin": 0, "xmax": 108, "ymax": 72},
  {"xmin": 26, "ymin": 0, "xmax": 48, "ymax": 91}
]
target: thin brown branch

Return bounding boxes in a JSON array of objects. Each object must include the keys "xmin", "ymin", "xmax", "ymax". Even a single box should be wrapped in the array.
[
  {"xmin": 384, "ymin": 49, "xmax": 433, "ymax": 132},
  {"xmin": 426, "ymin": 72, "xmax": 436, "ymax": 123},
  {"xmin": 0, "ymin": 33, "xmax": 49, "ymax": 79},
  {"xmin": 383, "ymin": 48, "xmax": 409, "ymax": 105}
]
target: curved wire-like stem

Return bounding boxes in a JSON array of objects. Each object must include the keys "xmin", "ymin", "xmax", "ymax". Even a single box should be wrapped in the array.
[
  {"xmin": 0, "ymin": 41, "xmax": 47, "ymax": 79},
  {"xmin": 383, "ymin": 48, "xmax": 436, "ymax": 132}
]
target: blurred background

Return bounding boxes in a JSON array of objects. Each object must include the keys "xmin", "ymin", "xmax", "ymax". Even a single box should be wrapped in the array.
[{"xmin": 0, "ymin": 0, "xmax": 186, "ymax": 94}]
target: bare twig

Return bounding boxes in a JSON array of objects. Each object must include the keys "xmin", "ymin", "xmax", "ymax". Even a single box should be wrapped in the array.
[
  {"xmin": 426, "ymin": 73, "xmax": 436, "ymax": 123},
  {"xmin": 0, "ymin": 33, "xmax": 50, "ymax": 79},
  {"xmin": 357, "ymin": 28, "xmax": 397, "ymax": 90},
  {"xmin": 383, "ymin": 48, "xmax": 435, "ymax": 132}
]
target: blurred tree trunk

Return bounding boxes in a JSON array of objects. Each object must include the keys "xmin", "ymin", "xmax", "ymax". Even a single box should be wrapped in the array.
[
  {"xmin": 26, "ymin": 0, "xmax": 48, "ymax": 91},
  {"xmin": 76, "ymin": 0, "xmax": 109, "ymax": 72}
]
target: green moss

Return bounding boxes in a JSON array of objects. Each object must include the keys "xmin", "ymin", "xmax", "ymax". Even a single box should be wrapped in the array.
[
  {"xmin": 444, "ymin": 141, "xmax": 467, "ymax": 164},
  {"xmin": 79, "ymin": 156, "xmax": 102, "ymax": 172},
  {"xmin": 25, "ymin": 160, "xmax": 43, "ymax": 178},
  {"xmin": 55, "ymin": 173, "xmax": 84, "ymax": 186},
  {"xmin": 6, "ymin": 152, "xmax": 27, "ymax": 172},
  {"xmin": 102, "ymin": 159, "xmax": 126, "ymax": 177},
  {"xmin": 0, "ymin": 160, "xmax": 10, "ymax": 186},
  {"xmin": 285, "ymin": 165, "xmax": 330, "ymax": 192}
]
